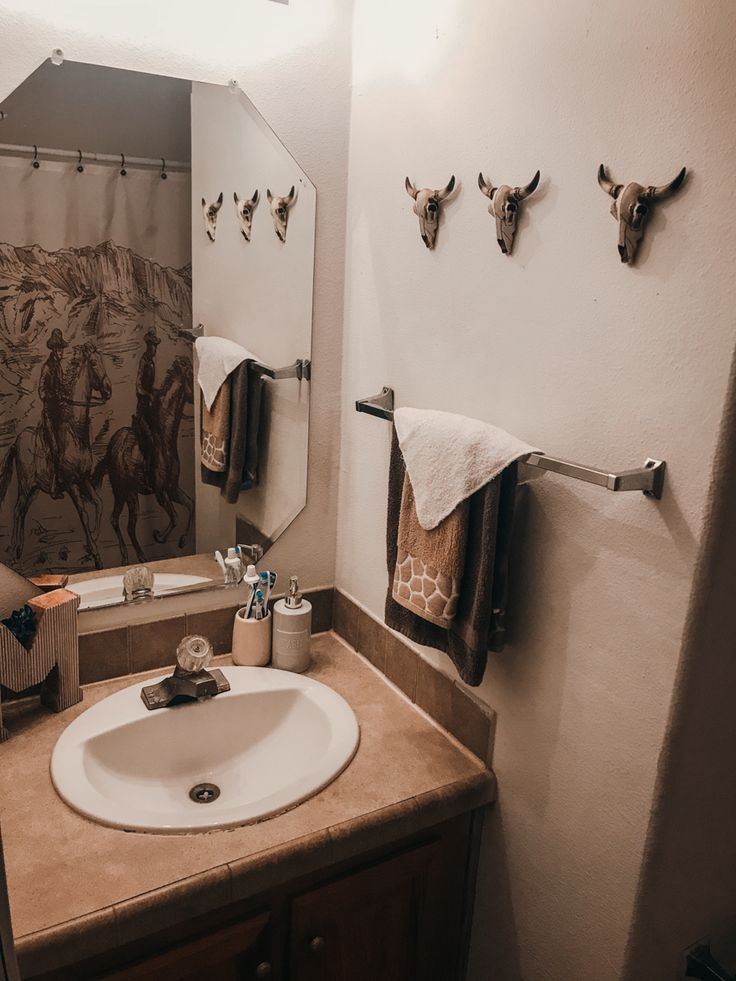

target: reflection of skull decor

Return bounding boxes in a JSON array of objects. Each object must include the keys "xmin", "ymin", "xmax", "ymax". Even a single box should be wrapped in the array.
[
  {"xmin": 404, "ymin": 176, "xmax": 455, "ymax": 250},
  {"xmin": 201, "ymin": 192, "xmax": 224, "ymax": 242},
  {"xmin": 598, "ymin": 164, "xmax": 686, "ymax": 264},
  {"xmin": 477, "ymin": 171, "xmax": 540, "ymax": 255},
  {"xmin": 234, "ymin": 189, "xmax": 259, "ymax": 242},
  {"xmin": 266, "ymin": 186, "xmax": 296, "ymax": 242}
]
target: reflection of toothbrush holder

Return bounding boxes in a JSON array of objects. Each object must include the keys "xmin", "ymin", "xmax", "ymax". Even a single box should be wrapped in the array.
[{"xmin": 232, "ymin": 607, "xmax": 272, "ymax": 666}]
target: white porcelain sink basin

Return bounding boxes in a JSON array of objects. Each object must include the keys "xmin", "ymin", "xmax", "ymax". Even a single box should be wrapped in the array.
[
  {"xmin": 69, "ymin": 573, "xmax": 213, "ymax": 610},
  {"xmin": 51, "ymin": 667, "xmax": 360, "ymax": 834}
]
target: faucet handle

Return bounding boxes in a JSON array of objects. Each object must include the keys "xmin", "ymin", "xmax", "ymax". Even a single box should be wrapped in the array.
[
  {"xmin": 176, "ymin": 635, "xmax": 214, "ymax": 674},
  {"xmin": 123, "ymin": 565, "xmax": 154, "ymax": 602}
]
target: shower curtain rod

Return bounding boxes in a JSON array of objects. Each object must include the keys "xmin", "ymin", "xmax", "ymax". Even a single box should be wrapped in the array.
[{"xmin": 0, "ymin": 143, "xmax": 191, "ymax": 172}]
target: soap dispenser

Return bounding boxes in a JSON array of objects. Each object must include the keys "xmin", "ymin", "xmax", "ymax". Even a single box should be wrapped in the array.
[{"xmin": 272, "ymin": 576, "xmax": 312, "ymax": 673}]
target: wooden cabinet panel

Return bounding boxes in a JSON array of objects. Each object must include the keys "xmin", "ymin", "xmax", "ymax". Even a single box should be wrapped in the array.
[
  {"xmin": 290, "ymin": 841, "xmax": 439, "ymax": 981},
  {"xmin": 102, "ymin": 912, "xmax": 271, "ymax": 981}
]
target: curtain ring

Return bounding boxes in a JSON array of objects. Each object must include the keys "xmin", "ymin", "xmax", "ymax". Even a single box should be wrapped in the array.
[
  {"xmin": 160, "ymin": 157, "xmax": 168, "ymax": 180},
  {"xmin": 32, "ymin": 144, "xmax": 40, "ymax": 169},
  {"xmin": 120, "ymin": 153, "xmax": 127, "ymax": 177},
  {"xmin": 76, "ymin": 149, "xmax": 84, "ymax": 173}
]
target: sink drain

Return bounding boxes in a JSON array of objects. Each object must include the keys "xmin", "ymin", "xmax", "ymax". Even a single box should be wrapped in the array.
[{"xmin": 189, "ymin": 782, "xmax": 220, "ymax": 804}]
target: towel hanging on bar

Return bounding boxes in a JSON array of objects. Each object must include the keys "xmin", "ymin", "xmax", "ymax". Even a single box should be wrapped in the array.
[{"xmin": 355, "ymin": 387, "xmax": 666, "ymax": 500}]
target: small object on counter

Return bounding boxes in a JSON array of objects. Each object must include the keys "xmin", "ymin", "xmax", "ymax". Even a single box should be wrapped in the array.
[
  {"xmin": 1, "ymin": 604, "xmax": 37, "ymax": 650},
  {"xmin": 232, "ymin": 605, "xmax": 272, "ymax": 666},
  {"xmin": 0, "ymin": 587, "xmax": 82, "ymax": 742},
  {"xmin": 122, "ymin": 566, "xmax": 154, "ymax": 602},
  {"xmin": 28, "ymin": 574, "xmax": 69, "ymax": 592},
  {"xmin": 272, "ymin": 575, "xmax": 312, "ymax": 673}
]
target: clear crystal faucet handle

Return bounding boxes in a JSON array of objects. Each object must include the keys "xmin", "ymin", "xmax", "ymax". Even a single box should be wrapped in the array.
[{"xmin": 176, "ymin": 635, "xmax": 214, "ymax": 673}]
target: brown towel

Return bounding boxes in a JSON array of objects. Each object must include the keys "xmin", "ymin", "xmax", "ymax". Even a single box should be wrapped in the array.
[
  {"xmin": 385, "ymin": 428, "xmax": 517, "ymax": 687},
  {"xmin": 392, "ymin": 474, "xmax": 468, "ymax": 627},
  {"xmin": 201, "ymin": 383, "xmax": 231, "ymax": 473},
  {"xmin": 201, "ymin": 361, "xmax": 265, "ymax": 504}
]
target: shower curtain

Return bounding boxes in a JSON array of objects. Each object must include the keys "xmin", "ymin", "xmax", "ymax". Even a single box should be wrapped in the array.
[{"xmin": 0, "ymin": 155, "xmax": 195, "ymax": 575}]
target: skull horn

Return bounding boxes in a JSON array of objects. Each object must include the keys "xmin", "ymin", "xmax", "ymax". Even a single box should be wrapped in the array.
[
  {"xmin": 478, "ymin": 172, "xmax": 495, "ymax": 198},
  {"xmin": 437, "ymin": 175, "xmax": 456, "ymax": 200},
  {"xmin": 649, "ymin": 167, "xmax": 686, "ymax": 200},
  {"xmin": 405, "ymin": 177, "xmax": 418, "ymax": 200},
  {"xmin": 598, "ymin": 164, "xmax": 623, "ymax": 199},
  {"xmin": 515, "ymin": 169, "xmax": 540, "ymax": 201}
]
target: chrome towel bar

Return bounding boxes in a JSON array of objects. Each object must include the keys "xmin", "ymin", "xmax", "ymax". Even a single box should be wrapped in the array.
[
  {"xmin": 183, "ymin": 324, "xmax": 311, "ymax": 381},
  {"xmin": 355, "ymin": 386, "xmax": 665, "ymax": 500}
]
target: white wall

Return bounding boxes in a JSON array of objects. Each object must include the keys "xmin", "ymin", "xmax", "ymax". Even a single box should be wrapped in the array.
[
  {"xmin": 191, "ymin": 81, "xmax": 315, "ymax": 554},
  {"xmin": 0, "ymin": 0, "xmax": 353, "ymax": 593},
  {"xmin": 336, "ymin": 1, "xmax": 736, "ymax": 978}
]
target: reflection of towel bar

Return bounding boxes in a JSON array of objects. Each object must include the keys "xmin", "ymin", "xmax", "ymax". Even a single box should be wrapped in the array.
[
  {"xmin": 355, "ymin": 386, "xmax": 666, "ymax": 500},
  {"xmin": 182, "ymin": 324, "xmax": 310, "ymax": 381}
]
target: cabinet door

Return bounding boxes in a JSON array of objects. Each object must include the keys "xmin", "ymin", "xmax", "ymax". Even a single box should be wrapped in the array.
[
  {"xmin": 290, "ymin": 841, "xmax": 440, "ymax": 981},
  {"xmin": 103, "ymin": 912, "xmax": 272, "ymax": 981}
]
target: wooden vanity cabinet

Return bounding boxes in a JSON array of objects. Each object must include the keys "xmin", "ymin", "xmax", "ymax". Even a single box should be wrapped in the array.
[{"xmin": 29, "ymin": 812, "xmax": 480, "ymax": 981}]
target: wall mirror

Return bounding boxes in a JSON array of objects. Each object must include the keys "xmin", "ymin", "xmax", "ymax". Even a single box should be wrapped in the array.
[{"xmin": 0, "ymin": 58, "xmax": 315, "ymax": 610}]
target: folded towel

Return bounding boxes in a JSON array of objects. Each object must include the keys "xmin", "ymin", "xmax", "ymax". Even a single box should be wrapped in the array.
[
  {"xmin": 392, "ymin": 473, "xmax": 469, "ymax": 627},
  {"xmin": 200, "ymin": 361, "xmax": 265, "ymax": 502},
  {"xmin": 195, "ymin": 336, "xmax": 259, "ymax": 410},
  {"xmin": 385, "ymin": 428, "xmax": 518, "ymax": 687},
  {"xmin": 393, "ymin": 407, "xmax": 536, "ymax": 530}
]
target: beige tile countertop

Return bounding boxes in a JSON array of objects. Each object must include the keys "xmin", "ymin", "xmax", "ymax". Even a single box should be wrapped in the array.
[{"xmin": 0, "ymin": 633, "xmax": 495, "ymax": 977}]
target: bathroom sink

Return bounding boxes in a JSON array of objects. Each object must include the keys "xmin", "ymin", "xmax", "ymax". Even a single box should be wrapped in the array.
[
  {"xmin": 69, "ymin": 573, "xmax": 213, "ymax": 611},
  {"xmin": 50, "ymin": 667, "xmax": 360, "ymax": 834}
]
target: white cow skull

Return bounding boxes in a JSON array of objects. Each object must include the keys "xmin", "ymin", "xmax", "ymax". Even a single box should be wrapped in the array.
[
  {"xmin": 598, "ymin": 164, "xmax": 686, "ymax": 264},
  {"xmin": 404, "ymin": 176, "xmax": 456, "ymax": 250},
  {"xmin": 202, "ymin": 192, "xmax": 224, "ymax": 242},
  {"xmin": 477, "ymin": 170, "xmax": 540, "ymax": 255},
  {"xmin": 267, "ymin": 186, "xmax": 296, "ymax": 242},
  {"xmin": 234, "ymin": 189, "xmax": 259, "ymax": 242}
]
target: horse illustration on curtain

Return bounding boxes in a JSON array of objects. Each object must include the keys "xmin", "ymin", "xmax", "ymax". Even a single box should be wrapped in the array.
[{"xmin": 0, "ymin": 338, "xmax": 112, "ymax": 568}]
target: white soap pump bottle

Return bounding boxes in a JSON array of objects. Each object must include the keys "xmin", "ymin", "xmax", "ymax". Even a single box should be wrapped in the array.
[{"xmin": 272, "ymin": 575, "xmax": 312, "ymax": 673}]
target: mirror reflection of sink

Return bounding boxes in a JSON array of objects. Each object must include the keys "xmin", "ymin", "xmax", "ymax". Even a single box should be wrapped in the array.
[
  {"xmin": 68, "ymin": 573, "xmax": 213, "ymax": 611},
  {"xmin": 50, "ymin": 667, "xmax": 360, "ymax": 834}
]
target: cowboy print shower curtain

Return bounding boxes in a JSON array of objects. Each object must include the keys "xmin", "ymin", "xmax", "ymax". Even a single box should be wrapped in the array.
[{"xmin": 0, "ymin": 154, "xmax": 195, "ymax": 574}]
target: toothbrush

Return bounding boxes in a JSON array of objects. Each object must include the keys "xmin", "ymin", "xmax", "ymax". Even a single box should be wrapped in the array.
[
  {"xmin": 253, "ymin": 589, "xmax": 265, "ymax": 620},
  {"xmin": 259, "ymin": 570, "xmax": 277, "ymax": 609}
]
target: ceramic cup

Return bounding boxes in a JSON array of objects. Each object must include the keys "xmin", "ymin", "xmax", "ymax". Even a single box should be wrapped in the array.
[{"xmin": 231, "ymin": 608, "xmax": 272, "ymax": 666}]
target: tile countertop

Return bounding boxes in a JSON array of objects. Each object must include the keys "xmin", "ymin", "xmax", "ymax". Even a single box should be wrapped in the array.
[{"xmin": 0, "ymin": 633, "xmax": 495, "ymax": 977}]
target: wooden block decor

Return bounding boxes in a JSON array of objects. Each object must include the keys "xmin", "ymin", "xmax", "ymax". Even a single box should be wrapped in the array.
[{"xmin": 0, "ymin": 588, "xmax": 82, "ymax": 742}]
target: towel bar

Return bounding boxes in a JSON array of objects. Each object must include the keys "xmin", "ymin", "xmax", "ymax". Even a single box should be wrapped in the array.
[
  {"xmin": 185, "ymin": 325, "xmax": 311, "ymax": 381},
  {"xmin": 355, "ymin": 387, "xmax": 666, "ymax": 500}
]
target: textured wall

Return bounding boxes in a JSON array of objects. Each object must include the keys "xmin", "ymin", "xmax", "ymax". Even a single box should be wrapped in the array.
[
  {"xmin": 0, "ymin": 0, "xmax": 353, "ymax": 592},
  {"xmin": 336, "ymin": 0, "xmax": 736, "ymax": 978},
  {"xmin": 622, "ymin": 352, "xmax": 736, "ymax": 978}
]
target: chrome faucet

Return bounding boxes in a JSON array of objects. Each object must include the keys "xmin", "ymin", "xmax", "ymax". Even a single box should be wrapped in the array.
[{"xmin": 140, "ymin": 635, "xmax": 230, "ymax": 711}]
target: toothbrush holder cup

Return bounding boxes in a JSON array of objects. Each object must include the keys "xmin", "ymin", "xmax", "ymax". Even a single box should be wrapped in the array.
[{"xmin": 232, "ymin": 608, "xmax": 272, "ymax": 667}]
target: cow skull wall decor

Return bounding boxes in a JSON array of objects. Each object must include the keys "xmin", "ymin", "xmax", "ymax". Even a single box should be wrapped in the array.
[
  {"xmin": 404, "ymin": 176, "xmax": 456, "ymax": 250},
  {"xmin": 202, "ymin": 192, "xmax": 224, "ymax": 242},
  {"xmin": 477, "ymin": 170, "xmax": 540, "ymax": 255},
  {"xmin": 267, "ymin": 186, "xmax": 296, "ymax": 242},
  {"xmin": 234, "ymin": 189, "xmax": 259, "ymax": 242},
  {"xmin": 597, "ymin": 164, "xmax": 686, "ymax": 264}
]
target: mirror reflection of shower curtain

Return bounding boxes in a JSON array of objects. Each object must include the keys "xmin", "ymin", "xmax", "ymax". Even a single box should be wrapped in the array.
[{"xmin": 0, "ymin": 156, "xmax": 194, "ymax": 574}]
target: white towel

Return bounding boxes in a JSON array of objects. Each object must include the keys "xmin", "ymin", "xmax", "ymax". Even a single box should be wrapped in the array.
[
  {"xmin": 195, "ymin": 336, "xmax": 260, "ymax": 410},
  {"xmin": 393, "ymin": 407, "xmax": 538, "ymax": 531}
]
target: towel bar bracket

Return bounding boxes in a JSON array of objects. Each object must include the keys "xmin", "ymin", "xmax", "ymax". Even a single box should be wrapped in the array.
[
  {"xmin": 355, "ymin": 386, "xmax": 395, "ymax": 419},
  {"xmin": 355, "ymin": 386, "xmax": 666, "ymax": 500}
]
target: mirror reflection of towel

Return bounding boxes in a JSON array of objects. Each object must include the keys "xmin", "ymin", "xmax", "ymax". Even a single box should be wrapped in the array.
[{"xmin": 200, "ymin": 361, "xmax": 265, "ymax": 503}]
